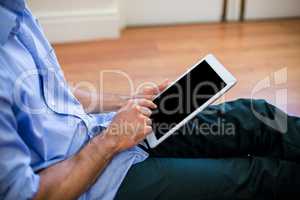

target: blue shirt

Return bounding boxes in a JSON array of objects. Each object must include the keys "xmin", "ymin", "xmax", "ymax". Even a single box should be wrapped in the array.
[{"xmin": 0, "ymin": 1, "xmax": 148, "ymax": 199}]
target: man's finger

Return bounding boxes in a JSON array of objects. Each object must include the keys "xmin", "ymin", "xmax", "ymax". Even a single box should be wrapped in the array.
[
  {"xmin": 143, "ymin": 86, "xmax": 160, "ymax": 97},
  {"xmin": 144, "ymin": 117, "xmax": 152, "ymax": 126},
  {"xmin": 143, "ymin": 126, "xmax": 153, "ymax": 135},
  {"xmin": 133, "ymin": 79, "xmax": 170, "ymax": 100},
  {"xmin": 138, "ymin": 99, "xmax": 157, "ymax": 109},
  {"xmin": 138, "ymin": 106, "xmax": 152, "ymax": 117},
  {"xmin": 132, "ymin": 92, "xmax": 154, "ymax": 100},
  {"xmin": 158, "ymin": 79, "xmax": 170, "ymax": 92}
]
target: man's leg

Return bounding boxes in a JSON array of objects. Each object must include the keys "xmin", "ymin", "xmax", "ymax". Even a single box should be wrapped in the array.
[
  {"xmin": 115, "ymin": 99, "xmax": 300, "ymax": 199},
  {"xmin": 149, "ymin": 99, "xmax": 300, "ymax": 162},
  {"xmin": 115, "ymin": 157, "xmax": 300, "ymax": 200}
]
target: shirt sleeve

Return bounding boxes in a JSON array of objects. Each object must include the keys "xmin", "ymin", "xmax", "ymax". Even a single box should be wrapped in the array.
[{"xmin": 0, "ymin": 76, "xmax": 40, "ymax": 199}]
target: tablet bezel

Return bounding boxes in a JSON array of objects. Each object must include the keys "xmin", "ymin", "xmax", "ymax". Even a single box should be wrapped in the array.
[{"xmin": 146, "ymin": 54, "xmax": 237, "ymax": 148}]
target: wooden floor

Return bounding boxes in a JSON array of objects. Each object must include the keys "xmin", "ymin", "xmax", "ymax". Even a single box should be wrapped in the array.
[{"xmin": 54, "ymin": 19, "xmax": 300, "ymax": 116}]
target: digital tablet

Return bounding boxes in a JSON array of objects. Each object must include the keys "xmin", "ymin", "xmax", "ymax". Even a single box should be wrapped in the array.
[{"xmin": 145, "ymin": 54, "xmax": 237, "ymax": 148}]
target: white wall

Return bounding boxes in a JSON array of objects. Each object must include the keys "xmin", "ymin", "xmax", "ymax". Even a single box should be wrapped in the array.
[
  {"xmin": 27, "ymin": 0, "xmax": 300, "ymax": 43},
  {"xmin": 28, "ymin": 0, "xmax": 225, "ymax": 43},
  {"xmin": 27, "ymin": 0, "xmax": 121, "ymax": 43},
  {"xmin": 120, "ymin": 0, "xmax": 223, "ymax": 26},
  {"xmin": 245, "ymin": 0, "xmax": 300, "ymax": 20}
]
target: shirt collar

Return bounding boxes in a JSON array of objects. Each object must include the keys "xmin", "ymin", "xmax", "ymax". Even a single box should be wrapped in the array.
[{"xmin": 0, "ymin": 0, "xmax": 25, "ymax": 46}]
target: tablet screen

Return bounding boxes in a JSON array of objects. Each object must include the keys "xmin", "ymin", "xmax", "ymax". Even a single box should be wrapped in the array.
[{"xmin": 151, "ymin": 60, "xmax": 226, "ymax": 139}]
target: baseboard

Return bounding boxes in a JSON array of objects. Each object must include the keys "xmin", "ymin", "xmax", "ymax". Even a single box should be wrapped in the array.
[{"xmin": 35, "ymin": 9, "xmax": 121, "ymax": 43}]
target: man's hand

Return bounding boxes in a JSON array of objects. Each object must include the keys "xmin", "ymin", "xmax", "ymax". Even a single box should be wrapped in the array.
[
  {"xmin": 133, "ymin": 79, "xmax": 170, "ymax": 100},
  {"xmin": 103, "ymin": 80, "xmax": 170, "ymax": 152},
  {"xmin": 103, "ymin": 98, "xmax": 156, "ymax": 152}
]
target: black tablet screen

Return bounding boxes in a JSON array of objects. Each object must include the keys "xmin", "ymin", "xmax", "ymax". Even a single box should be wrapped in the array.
[{"xmin": 151, "ymin": 60, "xmax": 226, "ymax": 139}]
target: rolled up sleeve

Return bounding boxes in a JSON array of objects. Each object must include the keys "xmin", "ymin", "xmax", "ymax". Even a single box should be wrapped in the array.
[{"xmin": 0, "ymin": 94, "xmax": 40, "ymax": 199}]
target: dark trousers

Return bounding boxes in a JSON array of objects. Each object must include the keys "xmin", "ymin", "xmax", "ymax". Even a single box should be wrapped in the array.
[{"xmin": 115, "ymin": 99, "xmax": 300, "ymax": 200}]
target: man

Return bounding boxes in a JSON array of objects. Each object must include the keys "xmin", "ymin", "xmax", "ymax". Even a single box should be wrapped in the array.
[{"xmin": 0, "ymin": 1, "xmax": 299, "ymax": 200}]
